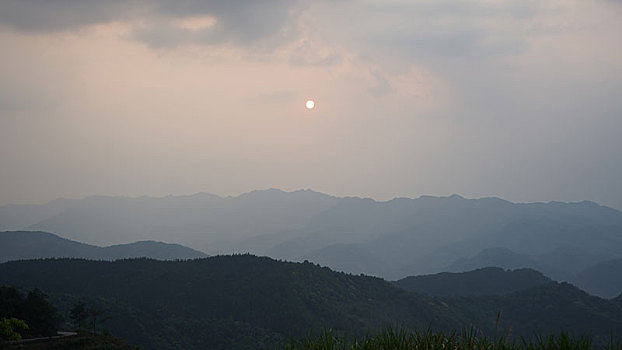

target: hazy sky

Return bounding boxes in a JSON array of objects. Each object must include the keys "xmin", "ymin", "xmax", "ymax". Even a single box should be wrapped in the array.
[{"xmin": 1, "ymin": 0, "xmax": 621, "ymax": 209}]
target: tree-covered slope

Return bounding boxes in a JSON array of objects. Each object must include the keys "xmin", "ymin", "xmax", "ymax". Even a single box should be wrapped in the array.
[
  {"xmin": 446, "ymin": 282, "xmax": 622, "ymax": 338},
  {"xmin": 0, "ymin": 256, "xmax": 459, "ymax": 350},
  {"xmin": 395, "ymin": 267, "xmax": 552, "ymax": 296},
  {"xmin": 0, "ymin": 256, "xmax": 620, "ymax": 350}
]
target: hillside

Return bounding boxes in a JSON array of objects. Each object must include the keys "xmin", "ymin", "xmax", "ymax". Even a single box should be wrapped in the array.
[
  {"xmin": 444, "ymin": 248, "xmax": 571, "ymax": 280},
  {"xmin": 446, "ymin": 282, "xmax": 622, "ymax": 338},
  {"xmin": 2, "ymin": 190, "xmax": 621, "ymax": 281},
  {"xmin": 572, "ymin": 258, "xmax": 622, "ymax": 299},
  {"xmin": 395, "ymin": 267, "xmax": 552, "ymax": 296},
  {"xmin": 0, "ymin": 256, "xmax": 460, "ymax": 350},
  {"xmin": 0, "ymin": 231, "xmax": 207, "ymax": 262},
  {"xmin": 0, "ymin": 256, "xmax": 621, "ymax": 349}
]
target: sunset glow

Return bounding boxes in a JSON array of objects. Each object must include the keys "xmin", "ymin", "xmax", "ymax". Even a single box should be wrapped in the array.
[{"xmin": 0, "ymin": 0, "xmax": 620, "ymax": 211}]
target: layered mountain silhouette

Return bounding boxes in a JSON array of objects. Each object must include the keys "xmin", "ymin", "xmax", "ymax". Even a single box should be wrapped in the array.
[
  {"xmin": 0, "ymin": 190, "xmax": 338, "ymax": 248},
  {"xmin": 2, "ymin": 189, "xmax": 622, "ymax": 286},
  {"xmin": 0, "ymin": 231, "xmax": 207, "ymax": 262},
  {"xmin": 0, "ymin": 256, "xmax": 620, "ymax": 350},
  {"xmin": 445, "ymin": 248, "xmax": 569, "ymax": 279},
  {"xmin": 395, "ymin": 267, "xmax": 552, "ymax": 296},
  {"xmin": 571, "ymin": 258, "xmax": 622, "ymax": 299}
]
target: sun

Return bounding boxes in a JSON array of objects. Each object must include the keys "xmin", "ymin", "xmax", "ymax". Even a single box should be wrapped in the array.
[{"xmin": 305, "ymin": 99, "xmax": 315, "ymax": 110}]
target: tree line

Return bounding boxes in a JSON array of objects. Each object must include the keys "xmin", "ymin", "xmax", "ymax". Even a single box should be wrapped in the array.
[{"xmin": 0, "ymin": 286, "xmax": 58, "ymax": 340}]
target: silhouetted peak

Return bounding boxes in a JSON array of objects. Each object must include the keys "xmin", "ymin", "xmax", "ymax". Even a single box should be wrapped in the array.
[{"xmin": 188, "ymin": 192, "xmax": 222, "ymax": 199}]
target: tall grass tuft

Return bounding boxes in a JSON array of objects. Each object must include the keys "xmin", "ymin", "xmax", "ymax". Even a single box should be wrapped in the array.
[{"xmin": 282, "ymin": 328, "xmax": 612, "ymax": 350}]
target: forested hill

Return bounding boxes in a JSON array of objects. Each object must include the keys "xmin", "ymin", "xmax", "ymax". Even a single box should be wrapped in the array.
[
  {"xmin": 395, "ymin": 267, "xmax": 552, "ymax": 296},
  {"xmin": 0, "ymin": 256, "xmax": 459, "ymax": 349},
  {"xmin": 445, "ymin": 281, "xmax": 622, "ymax": 339},
  {"xmin": 0, "ymin": 256, "xmax": 620, "ymax": 350}
]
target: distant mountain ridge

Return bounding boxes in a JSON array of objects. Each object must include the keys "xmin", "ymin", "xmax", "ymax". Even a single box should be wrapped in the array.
[
  {"xmin": 0, "ymin": 231, "xmax": 207, "ymax": 262},
  {"xmin": 0, "ymin": 189, "xmax": 339, "ymax": 248},
  {"xmin": 258, "ymin": 193, "xmax": 622, "ymax": 281},
  {"xmin": 571, "ymin": 258, "xmax": 622, "ymax": 299},
  {"xmin": 445, "ymin": 248, "xmax": 567, "ymax": 278},
  {"xmin": 395, "ymin": 267, "xmax": 553, "ymax": 296},
  {"xmin": 2, "ymin": 189, "xmax": 622, "ymax": 287}
]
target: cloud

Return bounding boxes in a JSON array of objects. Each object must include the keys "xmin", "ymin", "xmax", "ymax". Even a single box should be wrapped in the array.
[
  {"xmin": 313, "ymin": 0, "xmax": 540, "ymax": 62},
  {"xmin": 0, "ymin": 1, "xmax": 134, "ymax": 32},
  {"xmin": 368, "ymin": 69, "xmax": 393, "ymax": 97},
  {"xmin": 141, "ymin": 0, "xmax": 303, "ymax": 47},
  {"xmin": 0, "ymin": 0, "xmax": 304, "ymax": 46},
  {"xmin": 0, "ymin": 0, "xmax": 541, "ymax": 57},
  {"xmin": 288, "ymin": 39, "xmax": 343, "ymax": 66},
  {"xmin": 383, "ymin": 0, "xmax": 540, "ymax": 19}
]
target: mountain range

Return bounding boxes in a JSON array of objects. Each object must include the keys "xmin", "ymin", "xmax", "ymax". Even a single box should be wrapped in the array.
[
  {"xmin": 2, "ymin": 189, "xmax": 622, "ymax": 294},
  {"xmin": 0, "ymin": 231, "xmax": 207, "ymax": 262},
  {"xmin": 0, "ymin": 256, "xmax": 620, "ymax": 350},
  {"xmin": 572, "ymin": 258, "xmax": 622, "ymax": 299},
  {"xmin": 394, "ymin": 267, "xmax": 553, "ymax": 296}
]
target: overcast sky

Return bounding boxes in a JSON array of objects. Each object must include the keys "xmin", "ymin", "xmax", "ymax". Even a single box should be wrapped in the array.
[{"xmin": 1, "ymin": 0, "xmax": 621, "ymax": 209}]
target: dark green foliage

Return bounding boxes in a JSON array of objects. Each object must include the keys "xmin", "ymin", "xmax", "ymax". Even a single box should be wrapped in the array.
[
  {"xmin": 0, "ymin": 286, "xmax": 58, "ymax": 337},
  {"xmin": 0, "ymin": 288, "xmax": 22, "ymax": 319},
  {"xmin": 24, "ymin": 289, "xmax": 58, "ymax": 336},
  {"xmin": 443, "ymin": 282, "xmax": 622, "ymax": 343},
  {"xmin": 0, "ymin": 318, "xmax": 28, "ymax": 341},
  {"xmin": 86, "ymin": 307, "xmax": 104, "ymax": 334},
  {"xmin": 69, "ymin": 302, "xmax": 87, "ymax": 332},
  {"xmin": 394, "ymin": 267, "xmax": 552, "ymax": 296}
]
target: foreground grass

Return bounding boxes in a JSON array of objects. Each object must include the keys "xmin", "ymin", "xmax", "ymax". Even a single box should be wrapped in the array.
[{"xmin": 283, "ymin": 328, "xmax": 622, "ymax": 350}]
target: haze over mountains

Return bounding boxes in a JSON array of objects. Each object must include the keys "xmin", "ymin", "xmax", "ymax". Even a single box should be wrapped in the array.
[
  {"xmin": 1, "ymin": 256, "xmax": 620, "ymax": 350},
  {"xmin": 2, "ymin": 189, "xmax": 622, "ymax": 348},
  {"xmin": 1, "ymin": 189, "xmax": 622, "ymax": 297},
  {"xmin": 0, "ymin": 231, "xmax": 207, "ymax": 262},
  {"xmin": 395, "ymin": 267, "xmax": 553, "ymax": 297},
  {"xmin": 0, "ymin": 190, "xmax": 337, "ymax": 248}
]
